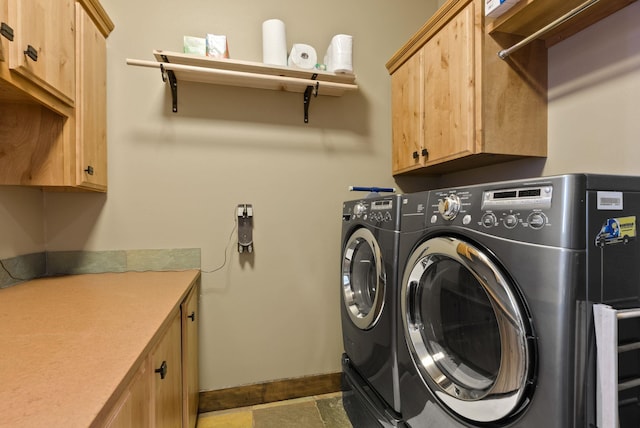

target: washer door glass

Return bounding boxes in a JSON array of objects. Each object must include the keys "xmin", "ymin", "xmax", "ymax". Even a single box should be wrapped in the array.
[
  {"xmin": 401, "ymin": 236, "xmax": 533, "ymax": 423},
  {"xmin": 342, "ymin": 228, "xmax": 386, "ymax": 330}
]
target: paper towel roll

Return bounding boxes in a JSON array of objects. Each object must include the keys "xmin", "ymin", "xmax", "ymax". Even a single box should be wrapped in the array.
[
  {"xmin": 325, "ymin": 34, "xmax": 353, "ymax": 73},
  {"xmin": 287, "ymin": 44, "xmax": 317, "ymax": 69},
  {"xmin": 262, "ymin": 19, "xmax": 287, "ymax": 66}
]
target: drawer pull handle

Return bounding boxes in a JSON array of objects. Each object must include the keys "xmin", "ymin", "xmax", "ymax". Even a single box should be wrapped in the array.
[
  {"xmin": 84, "ymin": 166, "xmax": 94, "ymax": 175},
  {"xmin": 421, "ymin": 148, "xmax": 429, "ymax": 157},
  {"xmin": 412, "ymin": 151, "xmax": 419, "ymax": 159},
  {"xmin": 0, "ymin": 22, "xmax": 13, "ymax": 41},
  {"xmin": 155, "ymin": 361, "xmax": 168, "ymax": 379},
  {"xmin": 188, "ymin": 311, "xmax": 196, "ymax": 322},
  {"xmin": 24, "ymin": 45, "xmax": 38, "ymax": 61}
]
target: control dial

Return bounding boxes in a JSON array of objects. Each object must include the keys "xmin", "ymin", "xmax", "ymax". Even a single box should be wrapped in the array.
[
  {"xmin": 353, "ymin": 203, "xmax": 366, "ymax": 217},
  {"xmin": 438, "ymin": 194, "xmax": 461, "ymax": 220},
  {"xmin": 527, "ymin": 212, "xmax": 548, "ymax": 230}
]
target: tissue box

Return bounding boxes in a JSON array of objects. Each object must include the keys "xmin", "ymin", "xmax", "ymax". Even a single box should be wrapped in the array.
[
  {"xmin": 206, "ymin": 34, "xmax": 230, "ymax": 58},
  {"xmin": 183, "ymin": 36, "xmax": 206, "ymax": 55},
  {"xmin": 485, "ymin": 0, "xmax": 520, "ymax": 17}
]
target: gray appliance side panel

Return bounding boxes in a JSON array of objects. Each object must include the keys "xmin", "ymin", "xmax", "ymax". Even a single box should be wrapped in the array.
[
  {"xmin": 586, "ymin": 190, "xmax": 640, "ymax": 307},
  {"xmin": 584, "ymin": 174, "xmax": 640, "ymax": 192}
]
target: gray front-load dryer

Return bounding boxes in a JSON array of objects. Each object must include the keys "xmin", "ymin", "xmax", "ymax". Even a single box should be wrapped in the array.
[{"xmin": 397, "ymin": 174, "xmax": 640, "ymax": 427}]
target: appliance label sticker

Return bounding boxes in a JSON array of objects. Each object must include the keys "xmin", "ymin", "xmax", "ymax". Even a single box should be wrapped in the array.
[
  {"xmin": 597, "ymin": 191, "xmax": 623, "ymax": 210},
  {"xmin": 595, "ymin": 216, "xmax": 636, "ymax": 247}
]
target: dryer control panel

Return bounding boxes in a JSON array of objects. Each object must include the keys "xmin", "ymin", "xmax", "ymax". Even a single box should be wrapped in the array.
[
  {"xmin": 430, "ymin": 187, "xmax": 554, "ymax": 231},
  {"xmin": 426, "ymin": 177, "xmax": 573, "ymax": 247}
]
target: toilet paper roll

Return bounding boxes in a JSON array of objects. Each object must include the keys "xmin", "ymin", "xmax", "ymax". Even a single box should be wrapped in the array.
[
  {"xmin": 262, "ymin": 19, "xmax": 287, "ymax": 66},
  {"xmin": 325, "ymin": 34, "xmax": 353, "ymax": 73},
  {"xmin": 287, "ymin": 44, "xmax": 317, "ymax": 70}
]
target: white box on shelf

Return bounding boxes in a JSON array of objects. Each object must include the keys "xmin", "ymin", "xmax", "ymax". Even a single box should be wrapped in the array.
[{"xmin": 485, "ymin": 0, "xmax": 520, "ymax": 18}]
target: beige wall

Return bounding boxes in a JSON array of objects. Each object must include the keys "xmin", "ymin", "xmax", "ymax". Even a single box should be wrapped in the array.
[
  {"xmin": 2, "ymin": 0, "xmax": 637, "ymax": 393},
  {"xmin": 0, "ymin": 188, "xmax": 44, "ymax": 259},
  {"xmin": 41, "ymin": 0, "xmax": 439, "ymax": 391}
]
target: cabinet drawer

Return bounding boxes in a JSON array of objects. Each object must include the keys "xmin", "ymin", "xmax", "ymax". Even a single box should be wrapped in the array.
[{"xmin": 8, "ymin": 0, "xmax": 75, "ymax": 106}]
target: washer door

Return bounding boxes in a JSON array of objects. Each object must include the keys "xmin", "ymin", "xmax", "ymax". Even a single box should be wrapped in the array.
[
  {"xmin": 342, "ymin": 228, "xmax": 386, "ymax": 330},
  {"xmin": 401, "ymin": 236, "xmax": 533, "ymax": 423}
]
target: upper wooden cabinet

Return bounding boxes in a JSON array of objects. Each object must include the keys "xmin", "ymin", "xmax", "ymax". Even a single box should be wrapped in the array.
[
  {"xmin": 0, "ymin": 0, "xmax": 113, "ymax": 191},
  {"xmin": 75, "ymin": 2, "xmax": 108, "ymax": 190},
  {"xmin": 388, "ymin": 0, "xmax": 637, "ymax": 176},
  {"xmin": 7, "ymin": 0, "xmax": 76, "ymax": 106},
  {"xmin": 387, "ymin": 0, "xmax": 547, "ymax": 175}
]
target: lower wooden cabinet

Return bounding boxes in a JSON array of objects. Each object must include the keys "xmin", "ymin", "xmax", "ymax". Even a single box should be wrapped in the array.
[
  {"xmin": 152, "ymin": 313, "xmax": 183, "ymax": 427},
  {"xmin": 182, "ymin": 285, "xmax": 199, "ymax": 428},
  {"xmin": 105, "ymin": 361, "xmax": 151, "ymax": 427},
  {"xmin": 102, "ymin": 283, "xmax": 199, "ymax": 428}
]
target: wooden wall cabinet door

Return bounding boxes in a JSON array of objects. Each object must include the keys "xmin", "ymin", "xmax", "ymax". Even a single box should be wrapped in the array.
[
  {"xmin": 391, "ymin": 50, "xmax": 424, "ymax": 174},
  {"xmin": 422, "ymin": 2, "xmax": 475, "ymax": 166},
  {"xmin": 0, "ymin": 0, "xmax": 6, "ymax": 63},
  {"xmin": 8, "ymin": 0, "xmax": 75, "ymax": 106},
  {"xmin": 390, "ymin": 1, "xmax": 477, "ymax": 175},
  {"xmin": 182, "ymin": 285, "xmax": 199, "ymax": 428},
  {"xmin": 152, "ymin": 312, "xmax": 183, "ymax": 428},
  {"xmin": 74, "ymin": 2, "xmax": 107, "ymax": 190}
]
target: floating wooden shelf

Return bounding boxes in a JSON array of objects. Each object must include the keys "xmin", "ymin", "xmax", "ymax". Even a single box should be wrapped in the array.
[
  {"xmin": 486, "ymin": 0, "xmax": 637, "ymax": 47},
  {"xmin": 126, "ymin": 50, "xmax": 358, "ymax": 122}
]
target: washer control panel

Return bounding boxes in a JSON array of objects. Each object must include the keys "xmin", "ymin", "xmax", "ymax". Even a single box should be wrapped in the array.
[{"xmin": 343, "ymin": 197, "xmax": 399, "ymax": 229}]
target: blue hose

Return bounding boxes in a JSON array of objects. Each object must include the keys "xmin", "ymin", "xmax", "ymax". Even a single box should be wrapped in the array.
[{"xmin": 349, "ymin": 186, "xmax": 396, "ymax": 193}]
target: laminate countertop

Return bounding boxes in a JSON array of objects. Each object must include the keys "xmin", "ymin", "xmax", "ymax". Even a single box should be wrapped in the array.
[{"xmin": 0, "ymin": 270, "xmax": 200, "ymax": 427}]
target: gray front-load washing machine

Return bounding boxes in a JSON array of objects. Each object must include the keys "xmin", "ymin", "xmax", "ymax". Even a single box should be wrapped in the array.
[
  {"xmin": 397, "ymin": 174, "xmax": 640, "ymax": 427},
  {"xmin": 340, "ymin": 194, "xmax": 403, "ymax": 427}
]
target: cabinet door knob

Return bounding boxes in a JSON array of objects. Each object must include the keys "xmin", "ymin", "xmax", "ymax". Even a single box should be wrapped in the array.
[
  {"xmin": 412, "ymin": 151, "xmax": 419, "ymax": 159},
  {"xmin": 188, "ymin": 311, "xmax": 196, "ymax": 322},
  {"xmin": 24, "ymin": 45, "xmax": 38, "ymax": 61},
  {"xmin": 421, "ymin": 148, "xmax": 429, "ymax": 157},
  {"xmin": 84, "ymin": 166, "xmax": 94, "ymax": 175},
  {"xmin": 155, "ymin": 361, "xmax": 168, "ymax": 379}
]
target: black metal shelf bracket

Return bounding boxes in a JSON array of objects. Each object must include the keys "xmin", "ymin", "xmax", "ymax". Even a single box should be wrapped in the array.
[
  {"xmin": 160, "ymin": 55, "xmax": 178, "ymax": 113},
  {"xmin": 303, "ymin": 74, "xmax": 320, "ymax": 123}
]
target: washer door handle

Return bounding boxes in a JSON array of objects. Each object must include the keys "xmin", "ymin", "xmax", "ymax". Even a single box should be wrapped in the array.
[{"xmin": 408, "ymin": 280, "xmax": 419, "ymax": 328}]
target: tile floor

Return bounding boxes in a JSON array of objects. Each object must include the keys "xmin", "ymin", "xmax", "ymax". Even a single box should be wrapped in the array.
[{"xmin": 197, "ymin": 392, "xmax": 354, "ymax": 428}]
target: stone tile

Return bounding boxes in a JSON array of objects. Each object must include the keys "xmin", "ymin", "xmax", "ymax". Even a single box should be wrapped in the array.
[
  {"xmin": 125, "ymin": 248, "xmax": 200, "ymax": 271},
  {"xmin": 253, "ymin": 400, "xmax": 326, "ymax": 428},
  {"xmin": 317, "ymin": 395, "xmax": 353, "ymax": 428},
  {"xmin": 46, "ymin": 250, "xmax": 127, "ymax": 275},
  {"xmin": 252, "ymin": 396, "xmax": 315, "ymax": 410},
  {"xmin": 197, "ymin": 409, "xmax": 253, "ymax": 428},
  {"xmin": 0, "ymin": 252, "xmax": 46, "ymax": 288}
]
